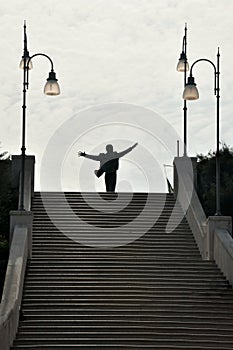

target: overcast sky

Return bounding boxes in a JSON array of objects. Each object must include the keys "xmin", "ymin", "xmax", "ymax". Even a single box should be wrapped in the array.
[{"xmin": 0, "ymin": 0, "xmax": 232, "ymax": 192}]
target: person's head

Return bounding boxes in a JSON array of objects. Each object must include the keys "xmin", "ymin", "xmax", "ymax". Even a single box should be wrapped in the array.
[{"xmin": 106, "ymin": 144, "xmax": 113, "ymax": 153}]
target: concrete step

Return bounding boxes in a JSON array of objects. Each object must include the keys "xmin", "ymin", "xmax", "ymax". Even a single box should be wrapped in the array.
[
  {"xmin": 22, "ymin": 269, "xmax": 226, "ymax": 278},
  {"xmin": 27, "ymin": 255, "xmax": 204, "ymax": 261},
  {"xmin": 20, "ymin": 301, "xmax": 233, "ymax": 313},
  {"xmin": 10, "ymin": 345, "xmax": 233, "ymax": 349},
  {"xmin": 23, "ymin": 284, "xmax": 230, "ymax": 292},
  {"xmin": 19, "ymin": 320, "xmax": 233, "ymax": 330},
  {"xmin": 20, "ymin": 307, "xmax": 233, "ymax": 318},
  {"xmin": 30, "ymin": 253, "xmax": 202, "ymax": 258},
  {"xmin": 31, "ymin": 247, "xmax": 200, "ymax": 253},
  {"xmin": 22, "ymin": 295, "xmax": 233, "ymax": 306},
  {"xmin": 32, "ymin": 234, "xmax": 196, "ymax": 239},
  {"xmin": 23, "ymin": 285, "xmax": 230, "ymax": 294},
  {"xmin": 21, "ymin": 312, "xmax": 233, "ymax": 323},
  {"xmin": 23, "ymin": 273, "xmax": 229, "ymax": 283},
  {"xmin": 15, "ymin": 330, "xmax": 233, "ymax": 341},
  {"xmin": 26, "ymin": 262, "xmax": 215, "ymax": 268},
  {"xmin": 11, "ymin": 345, "xmax": 233, "ymax": 349},
  {"xmin": 12, "ymin": 337, "xmax": 233, "ymax": 348}
]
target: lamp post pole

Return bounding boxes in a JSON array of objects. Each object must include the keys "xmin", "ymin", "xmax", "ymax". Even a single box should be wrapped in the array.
[
  {"xmin": 177, "ymin": 24, "xmax": 189, "ymax": 156},
  {"xmin": 183, "ymin": 25, "xmax": 188, "ymax": 156},
  {"xmin": 19, "ymin": 22, "xmax": 29, "ymax": 211},
  {"xmin": 216, "ymin": 49, "xmax": 221, "ymax": 216},
  {"xmin": 183, "ymin": 49, "xmax": 221, "ymax": 215},
  {"xmin": 19, "ymin": 22, "xmax": 60, "ymax": 210}
]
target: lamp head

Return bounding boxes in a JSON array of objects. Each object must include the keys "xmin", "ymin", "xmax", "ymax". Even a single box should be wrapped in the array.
[
  {"xmin": 183, "ymin": 76, "xmax": 199, "ymax": 100},
  {"xmin": 19, "ymin": 50, "xmax": 33, "ymax": 70},
  {"xmin": 44, "ymin": 71, "xmax": 60, "ymax": 96},
  {"xmin": 177, "ymin": 51, "xmax": 189, "ymax": 72}
]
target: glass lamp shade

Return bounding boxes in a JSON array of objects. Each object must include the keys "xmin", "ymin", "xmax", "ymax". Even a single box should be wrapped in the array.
[
  {"xmin": 44, "ymin": 71, "xmax": 60, "ymax": 96},
  {"xmin": 176, "ymin": 52, "xmax": 189, "ymax": 72},
  {"xmin": 183, "ymin": 76, "xmax": 199, "ymax": 100},
  {"xmin": 177, "ymin": 59, "xmax": 189, "ymax": 72},
  {"xmin": 19, "ymin": 55, "xmax": 33, "ymax": 70}
]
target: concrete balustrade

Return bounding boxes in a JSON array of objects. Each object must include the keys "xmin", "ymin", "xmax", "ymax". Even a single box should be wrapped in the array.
[
  {"xmin": 214, "ymin": 228, "xmax": 233, "ymax": 286},
  {"xmin": 174, "ymin": 156, "xmax": 233, "ymax": 287},
  {"xmin": 0, "ymin": 225, "xmax": 29, "ymax": 350},
  {"xmin": 11, "ymin": 156, "xmax": 35, "ymax": 211},
  {"xmin": 207, "ymin": 216, "xmax": 232, "ymax": 261},
  {"xmin": 0, "ymin": 155, "xmax": 34, "ymax": 349},
  {"xmin": 10, "ymin": 211, "xmax": 33, "ymax": 259},
  {"xmin": 173, "ymin": 156, "xmax": 207, "ymax": 259}
]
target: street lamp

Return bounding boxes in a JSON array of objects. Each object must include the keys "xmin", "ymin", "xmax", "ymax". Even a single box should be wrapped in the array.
[
  {"xmin": 19, "ymin": 22, "xmax": 60, "ymax": 210},
  {"xmin": 183, "ymin": 49, "xmax": 221, "ymax": 215},
  {"xmin": 177, "ymin": 24, "xmax": 189, "ymax": 156}
]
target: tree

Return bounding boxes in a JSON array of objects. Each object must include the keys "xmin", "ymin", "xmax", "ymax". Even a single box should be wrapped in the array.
[{"xmin": 197, "ymin": 144, "xmax": 233, "ymax": 221}]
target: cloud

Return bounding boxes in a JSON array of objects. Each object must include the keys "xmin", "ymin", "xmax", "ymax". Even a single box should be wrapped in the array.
[{"xmin": 0, "ymin": 0, "xmax": 233, "ymax": 190}]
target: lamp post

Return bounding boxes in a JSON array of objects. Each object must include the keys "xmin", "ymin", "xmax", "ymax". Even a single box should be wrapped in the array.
[
  {"xmin": 19, "ymin": 22, "xmax": 60, "ymax": 210},
  {"xmin": 183, "ymin": 49, "xmax": 221, "ymax": 215},
  {"xmin": 176, "ymin": 24, "xmax": 189, "ymax": 156}
]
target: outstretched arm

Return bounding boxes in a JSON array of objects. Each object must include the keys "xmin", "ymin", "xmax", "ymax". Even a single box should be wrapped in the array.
[
  {"xmin": 78, "ymin": 151, "xmax": 100, "ymax": 161},
  {"xmin": 117, "ymin": 143, "xmax": 138, "ymax": 158}
]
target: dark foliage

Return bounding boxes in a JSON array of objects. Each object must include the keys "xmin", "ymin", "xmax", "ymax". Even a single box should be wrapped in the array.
[{"xmin": 197, "ymin": 144, "xmax": 233, "ymax": 220}]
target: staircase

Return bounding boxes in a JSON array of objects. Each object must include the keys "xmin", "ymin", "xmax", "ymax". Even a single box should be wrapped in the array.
[{"xmin": 11, "ymin": 192, "xmax": 233, "ymax": 349}]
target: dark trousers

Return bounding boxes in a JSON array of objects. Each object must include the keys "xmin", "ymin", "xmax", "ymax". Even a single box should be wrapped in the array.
[{"xmin": 105, "ymin": 172, "xmax": 117, "ymax": 192}]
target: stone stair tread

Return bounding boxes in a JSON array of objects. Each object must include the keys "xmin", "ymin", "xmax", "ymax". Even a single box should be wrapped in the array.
[
  {"xmin": 10, "ymin": 345, "xmax": 233, "ymax": 350},
  {"xmin": 22, "ymin": 295, "xmax": 233, "ymax": 303},
  {"xmin": 16, "ymin": 330, "xmax": 233, "ymax": 340},
  {"xmin": 12, "ymin": 337, "xmax": 233, "ymax": 347},
  {"xmin": 18, "ymin": 322, "xmax": 233, "ymax": 330},
  {"xmin": 20, "ymin": 315, "xmax": 233, "ymax": 322},
  {"xmin": 10, "ymin": 346, "xmax": 233, "ymax": 350}
]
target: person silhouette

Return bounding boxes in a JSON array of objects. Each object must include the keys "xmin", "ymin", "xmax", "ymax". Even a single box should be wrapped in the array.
[{"xmin": 78, "ymin": 143, "xmax": 138, "ymax": 192}]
